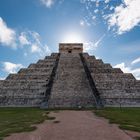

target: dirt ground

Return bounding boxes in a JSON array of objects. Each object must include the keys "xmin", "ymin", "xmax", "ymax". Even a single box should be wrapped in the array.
[{"xmin": 5, "ymin": 111, "xmax": 137, "ymax": 140}]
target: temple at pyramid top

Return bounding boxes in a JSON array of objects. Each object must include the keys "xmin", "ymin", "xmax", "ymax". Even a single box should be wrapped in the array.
[{"xmin": 59, "ymin": 43, "xmax": 83, "ymax": 53}]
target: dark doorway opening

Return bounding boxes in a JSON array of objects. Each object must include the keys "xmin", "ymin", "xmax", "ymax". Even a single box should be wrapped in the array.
[{"xmin": 68, "ymin": 50, "xmax": 72, "ymax": 53}]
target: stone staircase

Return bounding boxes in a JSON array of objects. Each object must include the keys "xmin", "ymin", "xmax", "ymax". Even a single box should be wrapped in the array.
[
  {"xmin": 0, "ymin": 53, "xmax": 59, "ymax": 107},
  {"xmin": 48, "ymin": 53, "xmax": 96, "ymax": 108},
  {"xmin": 83, "ymin": 53, "xmax": 140, "ymax": 107},
  {"xmin": 0, "ymin": 49, "xmax": 139, "ymax": 107}
]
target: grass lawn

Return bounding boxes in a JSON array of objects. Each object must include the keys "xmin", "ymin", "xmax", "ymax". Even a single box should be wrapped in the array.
[
  {"xmin": 0, "ymin": 107, "xmax": 140, "ymax": 140},
  {"xmin": 0, "ymin": 108, "xmax": 53, "ymax": 140},
  {"xmin": 94, "ymin": 107, "xmax": 140, "ymax": 133}
]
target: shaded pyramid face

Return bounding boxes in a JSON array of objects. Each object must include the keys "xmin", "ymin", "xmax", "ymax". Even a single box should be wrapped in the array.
[{"xmin": 0, "ymin": 43, "xmax": 140, "ymax": 108}]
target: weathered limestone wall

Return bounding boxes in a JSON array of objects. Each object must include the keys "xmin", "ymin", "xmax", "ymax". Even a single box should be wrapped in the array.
[
  {"xmin": 48, "ymin": 53, "xmax": 95, "ymax": 108},
  {"xmin": 83, "ymin": 53, "xmax": 140, "ymax": 107},
  {"xmin": 59, "ymin": 43, "xmax": 83, "ymax": 54},
  {"xmin": 0, "ymin": 53, "xmax": 58, "ymax": 107}
]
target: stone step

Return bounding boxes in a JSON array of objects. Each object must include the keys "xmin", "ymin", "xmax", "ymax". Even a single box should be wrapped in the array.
[
  {"xmin": 135, "ymin": 80, "xmax": 140, "ymax": 86},
  {"xmin": 45, "ymin": 55, "xmax": 58, "ymax": 59},
  {"xmin": 89, "ymin": 63, "xmax": 112, "ymax": 69},
  {"xmin": 98, "ymin": 89, "xmax": 140, "ymax": 98},
  {"xmin": 0, "ymin": 94, "xmax": 45, "ymax": 99},
  {"xmin": 1, "ymin": 84, "xmax": 46, "ymax": 89},
  {"xmin": 95, "ymin": 81, "xmax": 140, "ymax": 90},
  {"xmin": 2, "ymin": 80, "xmax": 47, "ymax": 86},
  {"xmin": 92, "ymin": 73, "xmax": 135, "ymax": 81},
  {"xmin": 0, "ymin": 97, "xmax": 44, "ymax": 107},
  {"xmin": 48, "ymin": 97, "xmax": 95, "ymax": 108},
  {"xmin": 0, "ymin": 89, "xmax": 46, "ymax": 96},
  {"xmin": 87, "ymin": 59, "xmax": 104, "ymax": 65},
  {"xmin": 17, "ymin": 72, "xmax": 52, "ymax": 76},
  {"xmin": 6, "ymin": 73, "xmax": 50, "ymax": 80},
  {"xmin": 51, "ymin": 53, "xmax": 59, "ymax": 57},
  {"xmin": 50, "ymin": 90, "xmax": 95, "ymax": 98},
  {"xmin": 0, "ymin": 80, "xmax": 3, "ymax": 86},
  {"xmin": 18, "ymin": 68, "xmax": 52, "ymax": 74},
  {"xmin": 101, "ymin": 93, "xmax": 140, "ymax": 98},
  {"xmin": 103, "ymin": 98, "xmax": 140, "ymax": 107},
  {"xmin": 3, "ymin": 79, "xmax": 47, "ymax": 83},
  {"xmin": 28, "ymin": 63, "xmax": 54, "ymax": 68},
  {"xmin": 37, "ymin": 59, "xmax": 56, "ymax": 64},
  {"xmin": 90, "ymin": 68, "xmax": 123, "ymax": 73},
  {"xmin": 84, "ymin": 56, "xmax": 96, "ymax": 62},
  {"xmin": 82, "ymin": 53, "xmax": 90, "ymax": 58},
  {"xmin": 93, "ymin": 77, "xmax": 135, "ymax": 83},
  {"xmin": 36, "ymin": 62, "xmax": 55, "ymax": 66}
]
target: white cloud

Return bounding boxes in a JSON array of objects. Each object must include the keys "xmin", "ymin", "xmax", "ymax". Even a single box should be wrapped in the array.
[
  {"xmin": 105, "ymin": 0, "xmax": 110, "ymax": 3},
  {"xmin": 92, "ymin": 16, "xmax": 96, "ymax": 20},
  {"xmin": 42, "ymin": 44, "xmax": 51, "ymax": 55},
  {"xmin": 40, "ymin": 0, "xmax": 54, "ymax": 8},
  {"xmin": 96, "ymin": 1, "xmax": 99, "ymax": 7},
  {"xmin": 114, "ymin": 62, "xmax": 140, "ymax": 80},
  {"xmin": 110, "ymin": 6, "xmax": 114, "ymax": 11},
  {"xmin": 131, "ymin": 57, "xmax": 140, "ymax": 65},
  {"xmin": 84, "ymin": 42, "xmax": 96, "ymax": 52},
  {"xmin": 107, "ymin": 0, "xmax": 140, "ymax": 34},
  {"xmin": 18, "ymin": 30, "xmax": 51, "ymax": 56},
  {"xmin": 94, "ymin": 9, "xmax": 98, "ymax": 13},
  {"xmin": 31, "ymin": 44, "xmax": 41, "ymax": 53},
  {"xmin": 0, "ymin": 17, "xmax": 51, "ymax": 59},
  {"xmin": 3, "ymin": 62, "xmax": 23, "ymax": 73},
  {"xmin": 19, "ymin": 32, "xmax": 30, "ymax": 46},
  {"xmin": 94, "ymin": 34, "xmax": 105, "ymax": 47},
  {"xmin": 0, "ymin": 17, "xmax": 16, "ymax": 48},
  {"xmin": 114, "ymin": 62, "xmax": 131, "ymax": 73},
  {"xmin": 0, "ymin": 77, "xmax": 5, "ymax": 80},
  {"xmin": 84, "ymin": 34, "xmax": 105, "ymax": 52},
  {"xmin": 80, "ymin": 20, "xmax": 85, "ymax": 26}
]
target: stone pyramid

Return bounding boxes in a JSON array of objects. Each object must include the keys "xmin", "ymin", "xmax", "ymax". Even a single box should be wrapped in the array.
[{"xmin": 0, "ymin": 43, "xmax": 140, "ymax": 108}]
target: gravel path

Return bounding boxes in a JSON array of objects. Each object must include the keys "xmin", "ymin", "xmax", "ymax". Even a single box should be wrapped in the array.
[{"xmin": 5, "ymin": 111, "xmax": 134, "ymax": 140}]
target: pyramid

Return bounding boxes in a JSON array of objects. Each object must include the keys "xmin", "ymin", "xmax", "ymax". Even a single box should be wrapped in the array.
[{"xmin": 0, "ymin": 43, "xmax": 140, "ymax": 108}]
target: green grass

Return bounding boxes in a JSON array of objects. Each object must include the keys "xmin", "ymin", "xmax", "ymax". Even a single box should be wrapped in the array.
[
  {"xmin": 94, "ymin": 107, "xmax": 140, "ymax": 132},
  {"xmin": 0, "ymin": 108, "xmax": 52, "ymax": 140},
  {"xmin": 1, "ymin": 107, "xmax": 140, "ymax": 140}
]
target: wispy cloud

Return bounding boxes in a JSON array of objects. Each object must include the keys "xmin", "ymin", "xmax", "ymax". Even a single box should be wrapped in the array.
[
  {"xmin": 2, "ymin": 62, "xmax": 23, "ymax": 73},
  {"xmin": 0, "ymin": 17, "xmax": 16, "ymax": 48},
  {"xmin": 81, "ymin": 0, "xmax": 140, "ymax": 35},
  {"xmin": 84, "ymin": 34, "xmax": 105, "ymax": 52},
  {"xmin": 106, "ymin": 0, "xmax": 140, "ymax": 34},
  {"xmin": 40, "ymin": 0, "xmax": 54, "ymax": 8},
  {"xmin": 21, "ymin": 31, "xmax": 52, "ymax": 57},
  {"xmin": 0, "ymin": 17, "xmax": 51, "ymax": 57},
  {"xmin": 31, "ymin": 44, "xmax": 41, "ymax": 53},
  {"xmin": 105, "ymin": 0, "xmax": 110, "ymax": 4},
  {"xmin": 22, "ymin": 31, "xmax": 52, "ymax": 56},
  {"xmin": 131, "ymin": 57, "xmax": 140, "ymax": 65},
  {"xmin": 19, "ymin": 32, "xmax": 30, "ymax": 46}
]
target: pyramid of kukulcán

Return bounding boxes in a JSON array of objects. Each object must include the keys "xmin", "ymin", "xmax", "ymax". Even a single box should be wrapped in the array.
[{"xmin": 0, "ymin": 43, "xmax": 140, "ymax": 108}]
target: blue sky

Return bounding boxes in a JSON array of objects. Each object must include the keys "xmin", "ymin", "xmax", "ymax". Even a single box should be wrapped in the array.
[{"xmin": 0, "ymin": 0, "xmax": 140, "ymax": 79}]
